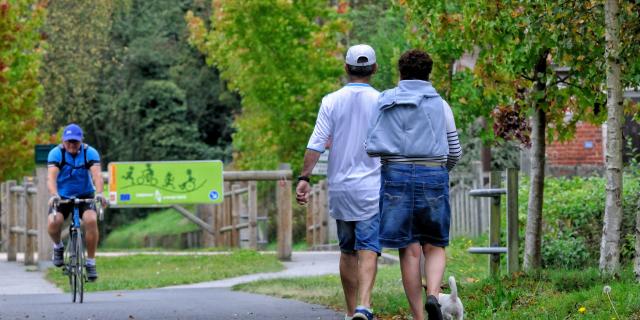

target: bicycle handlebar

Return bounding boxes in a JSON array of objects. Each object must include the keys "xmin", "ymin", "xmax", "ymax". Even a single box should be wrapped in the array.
[{"xmin": 50, "ymin": 198, "xmax": 106, "ymax": 221}]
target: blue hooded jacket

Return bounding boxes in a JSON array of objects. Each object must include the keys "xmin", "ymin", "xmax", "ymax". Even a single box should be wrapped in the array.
[{"xmin": 366, "ymin": 80, "xmax": 449, "ymax": 158}]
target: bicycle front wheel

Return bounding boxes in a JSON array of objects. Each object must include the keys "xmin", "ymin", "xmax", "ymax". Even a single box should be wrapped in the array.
[
  {"xmin": 77, "ymin": 232, "xmax": 85, "ymax": 303},
  {"xmin": 68, "ymin": 232, "xmax": 78, "ymax": 303}
]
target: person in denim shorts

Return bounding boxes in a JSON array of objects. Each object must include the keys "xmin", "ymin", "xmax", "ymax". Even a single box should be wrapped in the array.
[
  {"xmin": 366, "ymin": 49, "xmax": 462, "ymax": 320},
  {"xmin": 296, "ymin": 44, "xmax": 381, "ymax": 320}
]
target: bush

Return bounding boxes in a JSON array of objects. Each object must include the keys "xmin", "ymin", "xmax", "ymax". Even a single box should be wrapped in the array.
[
  {"xmin": 519, "ymin": 174, "xmax": 640, "ymax": 268},
  {"xmin": 542, "ymin": 232, "xmax": 590, "ymax": 269}
]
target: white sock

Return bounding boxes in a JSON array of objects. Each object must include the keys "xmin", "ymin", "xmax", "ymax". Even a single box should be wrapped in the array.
[
  {"xmin": 53, "ymin": 242, "xmax": 64, "ymax": 249},
  {"xmin": 86, "ymin": 258, "xmax": 96, "ymax": 266},
  {"xmin": 344, "ymin": 315, "xmax": 353, "ymax": 320}
]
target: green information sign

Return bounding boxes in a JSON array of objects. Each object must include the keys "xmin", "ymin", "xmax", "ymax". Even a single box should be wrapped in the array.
[{"xmin": 108, "ymin": 161, "xmax": 223, "ymax": 206}]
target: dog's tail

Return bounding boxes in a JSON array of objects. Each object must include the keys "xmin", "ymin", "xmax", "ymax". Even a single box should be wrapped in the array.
[{"xmin": 448, "ymin": 276, "xmax": 458, "ymax": 301}]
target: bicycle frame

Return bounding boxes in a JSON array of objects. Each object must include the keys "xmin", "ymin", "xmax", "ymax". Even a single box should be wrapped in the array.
[{"xmin": 51, "ymin": 198, "xmax": 103, "ymax": 303}]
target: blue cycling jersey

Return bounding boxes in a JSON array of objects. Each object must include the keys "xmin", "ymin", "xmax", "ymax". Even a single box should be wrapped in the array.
[{"xmin": 47, "ymin": 145, "xmax": 101, "ymax": 198}]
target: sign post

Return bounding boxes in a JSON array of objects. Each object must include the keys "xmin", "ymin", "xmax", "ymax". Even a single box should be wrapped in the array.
[{"xmin": 108, "ymin": 161, "xmax": 223, "ymax": 206}]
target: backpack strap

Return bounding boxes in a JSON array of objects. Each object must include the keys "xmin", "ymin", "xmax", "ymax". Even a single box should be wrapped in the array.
[
  {"xmin": 56, "ymin": 144, "xmax": 91, "ymax": 170},
  {"xmin": 57, "ymin": 144, "xmax": 66, "ymax": 169},
  {"xmin": 83, "ymin": 144, "xmax": 91, "ymax": 169}
]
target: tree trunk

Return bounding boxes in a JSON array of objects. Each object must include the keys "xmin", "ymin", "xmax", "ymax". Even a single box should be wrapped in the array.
[
  {"xmin": 523, "ymin": 106, "xmax": 545, "ymax": 271},
  {"xmin": 600, "ymin": 0, "xmax": 624, "ymax": 275}
]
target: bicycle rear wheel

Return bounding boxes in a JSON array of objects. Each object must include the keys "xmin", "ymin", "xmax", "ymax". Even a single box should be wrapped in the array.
[{"xmin": 77, "ymin": 232, "xmax": 85, "ymax": 303}]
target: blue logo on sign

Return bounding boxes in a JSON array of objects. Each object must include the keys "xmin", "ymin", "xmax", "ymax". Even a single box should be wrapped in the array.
[
  {"xmin": 209, "ymin": 191, "xmax": 219, "ymax": 201},
  {"xmin": 120, "ymin": 194, "xmax": 131, "ymax": 201}
]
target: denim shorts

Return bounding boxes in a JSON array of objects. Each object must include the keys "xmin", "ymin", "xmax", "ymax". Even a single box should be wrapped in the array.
[
  {"xmin": 336, "ymin": 214, "xmax": 381, "ymax": 254},
  {"xmin": 379, "ymin": 163, "xmax": 450, "ymax": 248}
]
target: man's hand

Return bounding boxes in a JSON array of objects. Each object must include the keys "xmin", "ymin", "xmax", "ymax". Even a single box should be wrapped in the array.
[
  {"xmin": 296, "ymin": 180, "xmax": 311, "ymax": 205},
  {"xmin": 48, "ymin": 194, "xmax": 61, "ymax": 208},
  {"xmin": 95, "ymin": 194, "xmax": 108, "ymax": 207}
]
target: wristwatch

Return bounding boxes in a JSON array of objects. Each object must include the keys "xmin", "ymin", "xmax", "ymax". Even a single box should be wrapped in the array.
[{"xmin": 297, "ymin": 176, "xmax": 310, "ymax": 183}]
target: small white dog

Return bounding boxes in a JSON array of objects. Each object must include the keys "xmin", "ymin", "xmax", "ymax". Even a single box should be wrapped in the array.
[{"xmin": 438, "ymin": 276, "xmax": 464, "ymax": 320}]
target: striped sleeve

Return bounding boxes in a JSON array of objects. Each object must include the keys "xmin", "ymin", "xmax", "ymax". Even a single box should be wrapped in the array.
[{"xmin": 443, "ymin": 100, "xmax": 462, "ymax": 171}]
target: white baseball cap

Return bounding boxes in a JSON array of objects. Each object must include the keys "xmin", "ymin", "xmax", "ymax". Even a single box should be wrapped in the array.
[{"xmin": 345, "ymin": 44, "xmax": 376, "ymax": 66}]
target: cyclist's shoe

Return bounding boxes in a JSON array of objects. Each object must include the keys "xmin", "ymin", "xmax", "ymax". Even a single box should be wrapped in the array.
[
  {"xmin": 352, "ymin": 306, "xmax": 374, "ymax": 320},
  {"xmin": 52, "ymin": 247, "xmax": 64, "ymax": 267},
  {"xmin": 425, "ymin": 294, "xmax": 443, "ymax": 320},
  {"xmin": 85, "ymin": 264, "xmax": 98, "ymax": 282}
]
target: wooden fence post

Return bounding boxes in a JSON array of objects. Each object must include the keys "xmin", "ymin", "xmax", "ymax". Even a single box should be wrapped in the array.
[
  {"xmin": 7, "ymin": 180, "xmax": 17, "ymax": 261},
  {"xmin": 506, "ymin": 168, "xmax": 520, "ymax": 273},
  {"xmin": 24, "ymin": 179, "xmax": 36, "ymax": 265},
  {"xmin": 231, "ymin": 184, "xmax": 241, "ymax": 247},
  {"xmin": 489, "ymin": 171, "xmax": 502, "ymax": 277},
  {"xmin": 318, "ymin": 180, "xmax": 328, "ymax": 245},
  {"xmin": 248, "ymin": 181, "xmax": 258, "ymax": 250},
  {"xmin": 305, "ymin": 189, "xmax": 314, "ymax": 247},
  {"xmin": 36, "ymin": 167, "xmax": 52, "ymax": 267},
  {"xmin": 276, "ymin": 165, "xmax": 292, "ymax": 261},
  {"xmin": 0, "ymin": 182, "xmax": 6, "ymax": 252}
]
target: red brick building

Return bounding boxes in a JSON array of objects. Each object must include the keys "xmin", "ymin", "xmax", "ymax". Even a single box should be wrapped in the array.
[{"xmin": 546, "ymin": 122, "xmax": 605, "ymax": 176}]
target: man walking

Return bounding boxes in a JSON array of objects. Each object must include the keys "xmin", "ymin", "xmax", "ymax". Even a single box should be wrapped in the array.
[
  {"xmin": 366, "ymin": 49, "xmax": 462, "ymax": 320},
  {"xmin": 296, "ymin": 44, "xmax": 381, "ymax": 320}
]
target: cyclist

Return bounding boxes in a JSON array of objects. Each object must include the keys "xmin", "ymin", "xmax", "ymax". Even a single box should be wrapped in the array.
[{"xmin": 46, "ymin": 123, "xmax": 107, "ymax": 282}]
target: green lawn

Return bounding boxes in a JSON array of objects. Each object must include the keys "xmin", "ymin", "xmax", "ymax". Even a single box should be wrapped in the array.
[
  {"xmin": 234, "ymin": 237, "xmax": 640, "ymax": 319},
  {"xmin": 46, "ymin": 250, "xmax": 283, "ymax": 292},
  {"xmin": 102, "ymin": 207, "xmax": 200, "ymax": 249}
]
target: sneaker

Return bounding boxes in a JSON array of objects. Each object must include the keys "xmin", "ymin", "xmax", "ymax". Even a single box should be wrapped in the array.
[
  {"xmin": 85, "ymin": 264, "xmax": 98, "ymax": 282},
  {"xmin": 425, "ymin": 295, "xmax": 443, "ymax": 320},
  {"xmin": 352, "ymin": 306, "xmax": 374, "ymax": 320},
  {"xmin": 52, "ymin": 247, "xmax": 64, "ymax": 267}
]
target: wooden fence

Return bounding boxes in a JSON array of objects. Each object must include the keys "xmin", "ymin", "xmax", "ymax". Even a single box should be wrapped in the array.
[
  {"xmin": 0, "ymin": 168, "xmax": 294, "ymax": 266},
  {"xmin": 449, "ymin": 161, "xmax": 492, "ymax": 238},
  {"xmin": 306, "ymin": 180, "xmax": 329, "ymax": 249},
  {"xmin": 304, "ymin": 161, "xmax": 496, "ymax": 248},
  {"xmin": 0, "ymin": 177, "xmax": 44, "ymax": 266}
]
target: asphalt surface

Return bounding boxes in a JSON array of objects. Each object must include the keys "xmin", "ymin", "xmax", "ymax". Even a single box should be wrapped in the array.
[{"xmin": 0, "ymin": 287, "xmax": 343, "ymax": 320}]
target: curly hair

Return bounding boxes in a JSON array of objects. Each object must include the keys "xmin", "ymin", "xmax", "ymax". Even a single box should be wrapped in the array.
[{"xmin": 398, "ymin": 49, "xmax": 433, "ymax": 81}]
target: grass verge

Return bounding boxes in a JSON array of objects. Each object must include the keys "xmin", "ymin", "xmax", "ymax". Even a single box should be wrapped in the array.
[
  {"xmin": 234, "ymin": 237, "xmax": 640, "ymax": 319},
  {"xmin": 102, "ymin": 207, "xmax": 199, "ymax": 249},
  {"xmin": 47, "ymin": 250, "xmax": 283, "ymax": 292}
]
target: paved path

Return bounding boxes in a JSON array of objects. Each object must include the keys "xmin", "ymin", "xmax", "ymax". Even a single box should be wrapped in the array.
[
  {"xmin": 0, "ymin": 287, "xmax": 342, "ymax": 319},
  {"xmin": 0, "ymin": 251, "xmax": 397, "ymax": 319},
  {"xmin": 0, "ymin": 254, "xmax": 62, "ymax": 295}
]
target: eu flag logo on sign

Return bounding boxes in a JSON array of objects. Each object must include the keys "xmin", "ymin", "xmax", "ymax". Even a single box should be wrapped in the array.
[{"xmin": 120, "ymin": 194, "xmax": 131, "ymax": 201}]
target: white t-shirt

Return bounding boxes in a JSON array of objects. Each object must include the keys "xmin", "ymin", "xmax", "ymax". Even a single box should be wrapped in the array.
[{"xmin": 307, "ymin": 83, "xmax": 381, "ymax": 221}]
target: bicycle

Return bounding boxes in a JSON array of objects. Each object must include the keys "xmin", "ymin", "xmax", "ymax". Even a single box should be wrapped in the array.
[{"xmin": 50, "ymin": 198, "xmax": 104, "ymax": 303}]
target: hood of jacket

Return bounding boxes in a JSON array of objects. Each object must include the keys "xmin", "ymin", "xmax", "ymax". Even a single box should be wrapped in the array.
[{"xmin": 378, "ymin": 80, "xmax": 440, "ymax": 110}]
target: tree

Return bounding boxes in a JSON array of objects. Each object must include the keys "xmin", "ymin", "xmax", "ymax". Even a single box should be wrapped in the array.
[
  {"xmin": 600, "ymin": 0, "xmax": 624, "ymax": 275},
  {"xmin": 97, "ymin": 0, "xmax": 241, "ymax": 164},
  {"xmin": 40, "ymin": 0, "xmax": 116, "ymax": 149},
  {"xmin": 186, "ymin": 0, "xmax": 347, "ymax": 172},
  {"xmin": 402, "ymin": 0, "xmax": 616, "ymax": 271},
  {"xmin": 0, "ymin": 0, "xmax": 46, "ymax": 180}
]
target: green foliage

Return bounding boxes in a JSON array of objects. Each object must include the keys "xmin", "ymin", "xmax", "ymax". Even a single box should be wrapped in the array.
[
  {"xmin": 0, "ymin": 0, "xmax": 46, "ymax": 180},
  {"xmin": 40, "ymin": 0, "xmax": 116, "ymax": 143},
  {"xmin": 541, "ymin": 232, "xmax": 590, "ymax": 270},
  {"xmin": 47, "ymin": 250, "xmax": 283, "ymax": 292},
  {"xmin": 99, "ymin": 0, "xmax": 240, "ymax": 164},
  {"xmin": 346, "ymin": 1, "xmax": 410, "ymax": 91},
  {"xmin": 518, "ymin": 175, "xmax": 640, "ymax": 267},
  {"xmin": 187, "ymin": 0, "xmax": 346, "ymax": 171}
]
